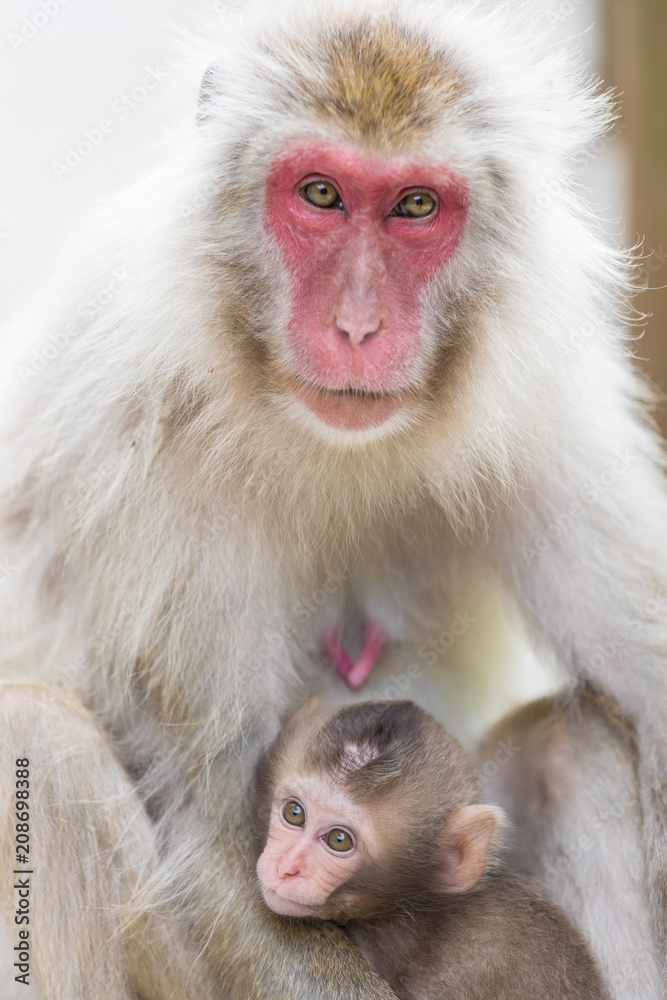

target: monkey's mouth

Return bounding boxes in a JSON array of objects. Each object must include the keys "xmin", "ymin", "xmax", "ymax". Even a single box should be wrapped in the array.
[
  {"xmin": 290, "ymin": 378, "xmax": 404, "ymax": 431},
  {"xmin": 261, "ymin": 884, "xmax": 321, "ymax": 918}
]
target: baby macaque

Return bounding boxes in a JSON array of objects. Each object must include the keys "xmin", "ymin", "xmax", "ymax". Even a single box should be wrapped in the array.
[{"xmin": 255, "ymin": 699, "xmax": 610, "ymax": 1000}]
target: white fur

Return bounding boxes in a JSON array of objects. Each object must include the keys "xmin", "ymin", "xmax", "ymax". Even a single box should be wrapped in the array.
[{"xmin": 0, "ymin": 2, "xmax": 665, "ymax": 997}]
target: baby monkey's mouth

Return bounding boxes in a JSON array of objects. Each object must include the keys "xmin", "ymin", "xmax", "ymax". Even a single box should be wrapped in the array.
[{"xmin": 261, "ymin": 883, "xmax": 321, "ymax": 917}]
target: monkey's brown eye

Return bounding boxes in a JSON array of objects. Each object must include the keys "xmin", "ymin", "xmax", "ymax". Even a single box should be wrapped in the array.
[
  {"xmin": 301, "ymin": 180, "xmax": 342, "ymax": 209},
  {"xmin": 391, "ymin": 191, "xmax": 436, "ymax": 218},
  {"xmin": 282, "ymin": 800, "xmax": 306, "ymax": 826},
  {"xmin": 326, "ymin": 828, "xmax": 354, "ymax": 852}
]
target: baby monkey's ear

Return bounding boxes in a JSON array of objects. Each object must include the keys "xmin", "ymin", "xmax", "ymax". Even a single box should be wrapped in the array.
[{"xmin": 437, "ymin": 805, "xmax": 506, "ymax": 894}]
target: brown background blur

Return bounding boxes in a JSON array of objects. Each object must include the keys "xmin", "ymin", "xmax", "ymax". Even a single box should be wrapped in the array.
[{"xmin": 607, "ymin": 0, "xmax": 667, "ymax": 431}]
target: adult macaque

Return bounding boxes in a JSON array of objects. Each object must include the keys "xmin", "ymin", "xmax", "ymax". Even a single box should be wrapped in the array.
[
  {"xmin": 255, "ymin": 699, "xmax": 610, "ymax": 1000},
  {"xmin": 0, "ymin": 0, "xmax": 665, "ymax": 997}
]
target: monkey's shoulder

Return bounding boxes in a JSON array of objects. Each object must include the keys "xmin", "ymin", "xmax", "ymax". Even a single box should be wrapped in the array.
[{"xmin": 349, "ymin": 870, "xmax": 610, "ymax": 1000}]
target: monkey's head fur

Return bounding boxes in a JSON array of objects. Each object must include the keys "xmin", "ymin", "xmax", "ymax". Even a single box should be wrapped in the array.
[{"xmin": 184, "ymin": 0, "xmax": 625, "ymax": 521}]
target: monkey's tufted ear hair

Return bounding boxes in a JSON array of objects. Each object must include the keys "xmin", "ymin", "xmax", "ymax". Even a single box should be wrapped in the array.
[
  {"xmin": 197, "ymin": 62, "xmax": 222, "ymax": 127},
  {"xmin": 437, "ymin": 805, "xmax": 505, "ymax": 894}
]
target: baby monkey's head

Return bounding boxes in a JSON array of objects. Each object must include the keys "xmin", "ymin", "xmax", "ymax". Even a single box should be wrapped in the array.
[{"xmin": 255, "ymin": 699, "xmax": 504, "ymax": 922}]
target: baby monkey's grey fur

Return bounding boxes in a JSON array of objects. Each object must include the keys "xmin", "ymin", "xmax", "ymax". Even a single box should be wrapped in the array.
[{"xmin": 256, "ymin": 699, "xmax": 610, "ymax": 1000}]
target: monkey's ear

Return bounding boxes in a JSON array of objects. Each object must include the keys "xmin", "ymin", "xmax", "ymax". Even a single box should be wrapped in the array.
[
  {"xmin": 197, "ymin": 62, "xmax": 222, "ymax": 127},
  {"xmin": 437, "ymin": 805, "xmax": 503, "ymax": 894}
]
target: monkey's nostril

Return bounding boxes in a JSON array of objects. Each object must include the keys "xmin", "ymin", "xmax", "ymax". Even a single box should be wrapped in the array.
[
  {"xmin": 335, "ymin": 318, "xmax": 382, "ymax": 347},
  {"xmin": 277, "ymin": 858, "xmax": 302, "ymax": 879}
]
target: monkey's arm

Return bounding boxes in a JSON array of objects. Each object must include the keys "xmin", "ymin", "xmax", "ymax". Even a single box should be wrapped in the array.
[
  {"xmin": 0, "ymin": 685, "xmax": 220, "ymax": 1000},
  {"xmin": 480, "ymin": 689, "xmax": 663, "ymax": 1000},
  {"xmin": 209, "ymin": 892, "xmax": 400, "ymax": 1000},
  {"xmin": 492, "ymin": 413, "xmax": 667, "ymax": 936}
]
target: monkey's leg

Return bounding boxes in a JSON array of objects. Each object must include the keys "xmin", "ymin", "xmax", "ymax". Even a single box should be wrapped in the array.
[
  {"xmin": 0, "ymin": 684, "xmax": 214, "ymax": 1000},
  {"xmin": 479, "ymin": 689, "xmax": 663, "ymax": 1000}
]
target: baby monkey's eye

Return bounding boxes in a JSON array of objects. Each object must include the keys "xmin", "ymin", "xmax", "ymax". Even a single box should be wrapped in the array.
[
  {"xmin": 301, "ymin": 180, "xmax": 343, "ymax": 209},
  {"xmin": 326, "ymin": 828, "xmax": 354, "ymax": 852},
  {"xmin": 390, "ymin": 191, "xmax": 436, "ymax": 218},
  {"xmin": 282, "ymin": 800, "xmax": 306, "ymax": 826}
]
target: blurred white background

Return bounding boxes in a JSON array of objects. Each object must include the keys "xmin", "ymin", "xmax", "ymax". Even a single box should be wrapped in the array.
[{"xmin": 0, "ymin": 0, "xmax": 191, "ymax": 317}]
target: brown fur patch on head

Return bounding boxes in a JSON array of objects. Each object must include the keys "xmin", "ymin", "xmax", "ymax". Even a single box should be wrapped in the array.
[{"xmin": 304, "ymin": 21, "xmax": 461, "ymax": 149}]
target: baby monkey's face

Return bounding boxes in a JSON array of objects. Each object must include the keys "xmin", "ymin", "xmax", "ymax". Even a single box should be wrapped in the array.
[{"xmin": 256, "ymin": 773, "xmax": 371, "ymax": 919}]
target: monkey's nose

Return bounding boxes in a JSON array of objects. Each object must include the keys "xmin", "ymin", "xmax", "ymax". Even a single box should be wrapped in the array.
[
  {"xmin": 335, "ymin": 315, "xmax": 382, "ymax": 347},
  {"xmin": 276, "ymin": 852, "xmax": 304, "ymax": 879}
]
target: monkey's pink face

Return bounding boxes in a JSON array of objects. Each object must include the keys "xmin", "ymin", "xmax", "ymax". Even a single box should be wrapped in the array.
[
  {"xmin": 256, "ymin": 776, "xmax": 367, "ymax": 918},
  {"xmin": 264, "ymin": 142, "xmax": 469, "ymax": 432}
]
